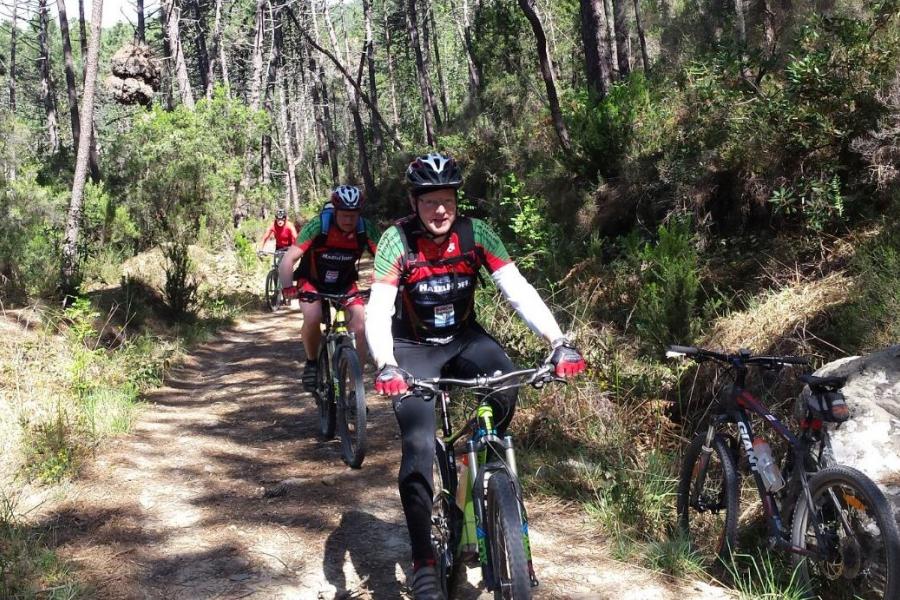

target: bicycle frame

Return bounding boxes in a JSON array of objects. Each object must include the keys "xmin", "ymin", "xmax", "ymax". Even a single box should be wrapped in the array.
[{"xmin": 698, "ymin": 364, "xmax": 833, "ymax": 560}]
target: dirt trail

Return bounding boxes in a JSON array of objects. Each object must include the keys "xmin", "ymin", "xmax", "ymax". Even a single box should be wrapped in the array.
[{"xmin": 34, "ymin": 308, "xmax": 732, "ymax": 599}]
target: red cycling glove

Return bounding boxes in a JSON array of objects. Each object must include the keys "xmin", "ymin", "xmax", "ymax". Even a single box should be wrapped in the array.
[
  {"xmin": 375, "ymin": 365, "xmax": 409, "ymax": 395},
  {"xmin": 282, "ymin": 285, "xmax": 299, "ymax": 299},
  {"xmin": 548, "ymin": 338, "xmax": 587, "ymax": 378}
]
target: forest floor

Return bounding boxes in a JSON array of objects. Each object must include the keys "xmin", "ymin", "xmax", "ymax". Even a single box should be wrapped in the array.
[{"xmin": 23, "ymin": 306, "xmax": 734, "ymax": 599}]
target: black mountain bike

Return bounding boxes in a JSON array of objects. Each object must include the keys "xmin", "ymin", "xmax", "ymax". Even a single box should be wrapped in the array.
[
  {"xmin": 668, "ymin": 345, "xmax": 900, "ymax": 600},
  {"xmin": 408, "ymin": 364, "xmax": 560, "ymax": 600},
  {"xmin": 302, "ymin": 290, "xmax": 369, "ymax": 468},
  {"xmin": 259, "ymin": 249, "xmax": 287, "ymax": 312}
]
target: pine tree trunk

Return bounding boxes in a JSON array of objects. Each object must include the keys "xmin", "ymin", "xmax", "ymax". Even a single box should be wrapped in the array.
[
  {"xmin": 362, "ymin": 0, "xmax": 383, "ymax": 161},
  {"xmin": 419, "ymin": 0, "xmax": 443, "ymax": 127},
  {"xmin": 612, "ymin": 0, "xmax": 631, "ymax": 76},
  {"xmin": 159, "ymin": 3, "xmax": 175, "ymax": 109},
  {"xmin": 407, "ymin": 0, "xmax": 437, "ymax": 145},
  {"xmin": 517, "ymin": 0, "xmax": 571, "ymax": 152},
  {"xmin": 38, "ymin": 0, "xmax": 60, "ymax": 153},
  {"xmin": 163, "ymin": 0, "xmax": 195, "ymax": 108},
  {"xmin": 8, "ymin": 0, "xmax": 18, "ymax": 114},
  {"xmin": 632, "ymin": 0, "xmax": 650, "ymax": 71},
  {"xmin": 189, "ymin": 0, "xmax": 213, "ymax": 97},
  {"xmin": 602, "ymin": 0, "xmax": 618, "ymax": 78},
  {"xmin": 272, "ymin": 9, "xmax": 297, "ymax": 211},
  {"xmin": 61, "ymin": 0, "xmax": 104, "ymax": 297},
  {"xmin": 212, "ymin": 0, "xmax": 230, "ymax": 93},
  {"xmin": 79, "ymin": 0, "xmax": 88, "ymax": 79},
  {"xmin": 307, "ymin": 0, "xmax": 339, "ymax": 183},
  {"xmin": 453, "ymin": 0, "xmax": 481, "ymax": 104},
  {"xmin": 580, "ymin": 0, "xmax": 614, "ymax": 98},
  {"xmin": 735, "ymin": 0, "xmax": 751, "ymax": 79},
  {"xmin": 260, "ymin": 3, "xmax": 282, "ymax": 186},
  {"xmin": 382, "ymin": 0, "xmax": 400, "ymax": 126},
  {"xmin": 136, "ymin": 0, "xmax": 146, "ymax": 42},
  {"xmin": 428, "ymin": 2, "xmax": 449, "ymax": 121},
  {"xmin": 248, "ymin": 0, "xmax": 267, "ymax": 110}
]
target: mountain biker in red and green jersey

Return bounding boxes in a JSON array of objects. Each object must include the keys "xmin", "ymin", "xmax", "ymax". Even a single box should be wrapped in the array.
[
  {"xmin": 279, "ymin": 186, "xmax": 380, "ymax": 389},
  {"xmin": 258, "ymin": 208, "xmax": 298, "ymax": 251},
  {"xmin": 365, "ymin": 153, "xmax": 586, "ymax": 600}
]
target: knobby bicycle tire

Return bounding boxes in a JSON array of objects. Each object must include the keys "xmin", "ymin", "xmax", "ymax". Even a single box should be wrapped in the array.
[
  {"xmin": 432, "ymin": 439, "xmax": 462, "ymax": 599},
  {"xmin": 791, "ymin": 465, "xmax": 900, "ymax": 600},
  {"xmin": 335, "ymin": 343, "xmax": 367, "ymax": 468},
  {"xmin": 316, "ymin": 345, "xmax": 336, "ymax": 439},
  {"xmin": 486, "ymin": 470, "xmax": 531, "ymax": 600},
  {"xmin": 265, "ymin": 269, "xmax": 282, "ymax": 312},
  {"xmin": 676, "ymin": 432, "xmax": 739, "ymax": 564}
]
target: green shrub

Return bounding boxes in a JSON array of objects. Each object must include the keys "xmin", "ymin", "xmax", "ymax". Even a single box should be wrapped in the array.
[
  {"xmin": 497, "ymin": 174, "xmax": 560, "ymax": 273},
  {"xmin": 162, "ymin": 242, "xmax": 199, "ymax": 320},
  {"xmin": 633, "ymin": 218, "xmax": 701, "ymax": 352}
]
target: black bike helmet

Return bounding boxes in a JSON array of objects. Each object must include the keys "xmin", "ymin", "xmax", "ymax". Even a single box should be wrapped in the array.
[
  {"xmin": 331, "ymin": 185, "xmax": 364, "ymax": 210},
  {"xmin": 406, "ymin": 152, "xmax": 462, "ymax": 196},
  {"xmin": 275, "ymin": 208, "xmax": 287, "ymax": 220}
]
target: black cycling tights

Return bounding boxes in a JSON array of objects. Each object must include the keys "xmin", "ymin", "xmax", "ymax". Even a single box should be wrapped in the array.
[{"xmin": 392, "ymin": 326, "xmax": 517, "ymax": 563}]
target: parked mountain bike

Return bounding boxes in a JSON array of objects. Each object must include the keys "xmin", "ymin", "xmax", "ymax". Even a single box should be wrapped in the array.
[
  {"xmin": 301, "ymin": 289, "xmax": 370, "ymax": 468},
  {"xmin": 667, "ymin": 345, "xmax": 900, "ymax": 600},
  {"xmin": 258, "ymin": 249, "xmax": 287, "ymax": 312},
  {"xmin": 408, "ymin": 364, "xmax": 561, "ymax": 600}
]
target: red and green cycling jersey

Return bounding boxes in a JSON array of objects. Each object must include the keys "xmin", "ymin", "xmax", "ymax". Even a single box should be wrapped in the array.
[
  {"xmin": 295, "ymin": 214, "xmax": 380, "ymax": 293},
  {"xmin": 374, "ymin": 216, "xmax": 512, "ymax": 341}
]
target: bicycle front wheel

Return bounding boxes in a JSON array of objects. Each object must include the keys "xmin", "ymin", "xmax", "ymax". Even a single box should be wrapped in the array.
[
  {"xmin": 335, "ymin": 343, "xmax": 367, "ymax": 468},
  {"xmin": 432, "ymin": 439, "xmax": 461, "ymax": 599},
  {"xmin": 791, "ymin": 465, "xmax": 900, "ymax": 600},
  {"xmin": 315, "ymin": 346, "xmax": 336, "ymax": 440},
  {"xmin": 676, "ymin": 432, "xmax": 739, "ymax": 564},
  {"xmin": 265, "ymin": 269, "xmax": 281, "ymax": 312},
  {"xmin": 486, "ymin": 470, "xmax": 531, "ymax": 600}
]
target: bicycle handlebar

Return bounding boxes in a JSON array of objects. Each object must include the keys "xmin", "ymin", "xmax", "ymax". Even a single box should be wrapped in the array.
[
  {"xmin": 408, "ymin": 364, "xmax": 559, "ymax": 394},
  {"xmin": 297, "ymin": 289, "xmax": 371, "ymax": 303},
  {"xmin": 257, "ymin": 249, "xmax": 287, "ymax": 257},
  {"xmin": 665, "ymin": 345, "xmax": 808, "ymax": 368}
]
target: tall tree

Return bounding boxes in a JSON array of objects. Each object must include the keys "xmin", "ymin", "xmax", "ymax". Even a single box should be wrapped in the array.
[
  {"xmin": 37, "ymin": 0, "xmax": 60, "ymax": 153},
  {"xmin": 305, "ymin": 1, "xmax": 339, "ymax": 183},
  {"xmin": 61, "ymin": 0, "xmax": 103, "ymax": 296},
  {"xmin": 602, "ymin": 0, "xmax": 618, "ymax": 77},
  {"xmin": 632, "ymin": 0, "xmax": 649, "ymax": 71},
  {"xmin": 248, "ymin": 0, "xmax": 267, "ymax": 110},
  {"xmin": 382, "ymin": 0, "xmax": 400, "ymax": 126},
  {"xmin": 580, "ymin": 0, "xmax": 614, "ymax": 98},
  {"xmin": 136, "ymin": 0, "xmax": 146, "ymax": 43},
  {"xmin": 427, "ymin": 1, "xmax": 449, "ymax": 121},
  {"xmin": 78, "ymin": 0, "xmax": 88, "ymax": 78},
  {"xmin": 211, "ymin": 0, "xmax": 230, "ymax": 92},
  {"xmin": 8, "ymin": 0, "xmax": 18, "ymax": 113},
  {"xmin": 189, "ymin": 0, "xmax": 213, "ymax": 97},
  {"xmin": 407, "ymin": 0, "xmax": 438, "ymax": 145},
  {"xmin": 362, "ymin": 0, "xmax": 383, "ymax": 161},
  {"xmin": 517, "ymin": 0, "xmax": 571, "ymax": 152},
  {"xmin": 612, "ymin": 0, "xmax": 631, "ymax": 76},
  {"xmin": 162, "ymin": 0, "xmax": 195, "ymax": 108},
  {"xmin": 451, "ymin": 0, "xmax": 481, "ymax": 104}
]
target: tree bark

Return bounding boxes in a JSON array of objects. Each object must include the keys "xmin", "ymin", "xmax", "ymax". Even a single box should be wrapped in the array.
[
  {"xmin": 38, "ymin": 0, "xmax": 60, "ymax": 153},
  {"xmin": 162, "ymin": 0, "xmax": 195, "ymax": 108},
  {"xmin": 304, "ymin": 2, "xmax": 339, "ymax": 183},
  {"xmin": 61, "ymin": 0, "xmax": 104, "ymax": 297},
  {"xmin": 362, "ymin": 0, "xmax": 383, "ymax": 161},
  {"xmin": 407, "ymin": 0, "xmax": 437, "ymax": 145},
  {"xmin": 602, "ymin": 0, "xmax": 618, "ymax": 78},
  {"xmin": 735, "ymin": 0, "xmax": 751, "ymax": 79},
  {"xmin": 212, "ymin": 0, "xmax": 230, "ymax": 93},
  {"xmin": 159, "ymin": 2, "xmax": 175, "ymax": 109},
  {"xmin": 273, "ymin": 12, "xmax": 298, "ymax": 211},
  {"xmin": 632, "ymin": 0, "xmax": 649, "ymax": 71},
  {"xmin": 189, "ymin": 0, "xmax": 213, "ymax": 97},
  {"xmin": 452, "ymin": 0, "xmax": 481, "ymax": 104},
  {"xmin": 612, "ymin": 0, "xmax": 631, "ymax": 76},
  {"xmin": 427, "ymin": 1, "xmax": 449, "ymax": 121},
  {"xmin": 248, "ymin": 0, "xmax": 267, "ymax": 110},
  {"xmin": 518, "ymin": 0, "xmax": 571, "ymax": 152},
  {"xmin": 136, "ymin": 0, "xmax": 146, "ymax": 43},
  {"xmin": 580, "ymin": 0, "xmax": 614, "ymax": 99},
  {"xmin": 79, "ymin": 0, "xmax": 88, "ymax": 79},
  {"xmin": 8, "ymin": 0, "xmax": 18, "ymax": 114},
  {"xmin": 57, "ymin": 0, "xmax": 101, "ymax": 181}
]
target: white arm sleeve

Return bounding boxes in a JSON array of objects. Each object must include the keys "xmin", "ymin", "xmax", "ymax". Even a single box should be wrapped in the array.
[
  {"xmin": 492, "ymin": 263, "xmax": 564, "ymax": 343},
  {"xmin": 365, "ymin": 282, "xmax": 399, "ymax": 368}
]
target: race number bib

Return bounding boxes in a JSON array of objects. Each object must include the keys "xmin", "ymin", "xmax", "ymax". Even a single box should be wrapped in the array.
[
  {"xmin": 324, "ymin": 270, "xmax": 340, "ymax": 283},
  {"xmin": 434, "ymin": 304, "xmax": 455, "ymax": 328}
]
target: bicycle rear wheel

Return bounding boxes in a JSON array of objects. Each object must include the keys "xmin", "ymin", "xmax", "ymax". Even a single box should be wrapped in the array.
[
  {"xmin": 265, "ymin": 269, "xmax": 281, "ymax": 312},
  {"xmin": 335, "ymin": 343, "xmax": 367, "ymax": 468},
  {"xmin": 791, "ymin": 465, "xmax": 900, "ymax": 600},
  {"xmin": 486, "ymin": 470, "xmax": 531, "ymax": 600},
  {"xmin": 315, "ymin": 346, "xmax": 336, "ymax": 439},
  {"xmin": 432, "ymin": 439, "xmax": 462, "ymax": 599},
  {"xmin": 676, "ymin": 432, "xmax": 739, "ymax": 564}
]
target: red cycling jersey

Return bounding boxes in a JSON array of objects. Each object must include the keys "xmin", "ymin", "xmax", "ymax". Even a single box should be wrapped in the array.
[{"xmin": 264, "ymin": 222, "xmax": 298, "ymax": 249}]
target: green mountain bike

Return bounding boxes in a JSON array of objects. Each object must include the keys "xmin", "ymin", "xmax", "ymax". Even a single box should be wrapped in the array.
[
  {"xmin": 301, "ymin": 289, "xmax": 369, "ymax": 469},
  {"xmin": 259, "ymin": 249, "xmax": 287, "ymax": 312},
  {"xmin": 408, "ymin": 364, "xmax": 560, "ymax": 600}
]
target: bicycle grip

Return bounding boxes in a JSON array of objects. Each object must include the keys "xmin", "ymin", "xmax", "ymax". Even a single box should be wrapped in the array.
[
  {"xmin": 666, "ymin": 345, "xmax": 699, "ymax": 357},
  {"xmin": 780, "ymin": 356, "xmax": 809, "ymax": 365}
]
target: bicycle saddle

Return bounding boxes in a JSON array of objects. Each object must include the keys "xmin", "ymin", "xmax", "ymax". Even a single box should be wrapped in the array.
[{"xmin": 799, "ymin": 374, "xmax": 847, "ymax": 392}]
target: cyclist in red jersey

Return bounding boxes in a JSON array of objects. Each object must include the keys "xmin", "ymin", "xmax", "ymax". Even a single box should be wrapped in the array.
[
  {"xmin": 365, "ymin": 153, "xmax": 585, "ymax": 600},
  {"xmin": 258, "ymin": 208, "xmax": 298, "ymax": 251},
  {"xmin": 279, "ymin": 186, "xmax": 380, "ymax": 391}
]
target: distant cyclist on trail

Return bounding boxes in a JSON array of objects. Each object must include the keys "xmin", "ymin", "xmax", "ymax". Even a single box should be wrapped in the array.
[
  {"xmin": 258, "ymin": 208, "xmax": 298, "ymax": 251},
  {"xmin": 365, "ymin": 152, "xmax": 586, "ymax": 600},
  {"xmin": 279, "ymin": 186, "xmax": 380, "ymax": 390}
]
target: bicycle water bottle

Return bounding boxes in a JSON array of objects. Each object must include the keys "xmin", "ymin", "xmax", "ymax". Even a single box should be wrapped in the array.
[{"xmin": 752, "ymin": 437, "xmax": 785, "ymax": 492}]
